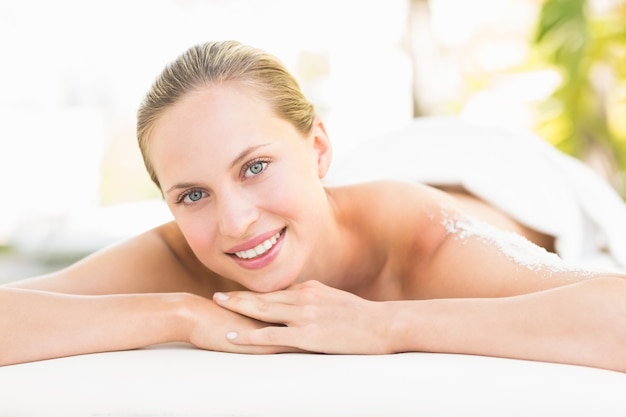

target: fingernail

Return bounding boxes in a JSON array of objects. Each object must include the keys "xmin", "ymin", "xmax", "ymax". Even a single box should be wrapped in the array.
[
  {"xmin": 214, "ymin": 292, "xmax": 229, "ymax": 302},
  {"xmin": 226, "ymin": 331, "xmax": 238, "ymax": 340}
]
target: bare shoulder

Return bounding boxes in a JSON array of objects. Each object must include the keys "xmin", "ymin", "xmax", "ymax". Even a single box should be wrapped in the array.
[
  {"xmin": 332, "ymin": 180, "xmax": 449, "ymax": 209},
  {"xmin": 338, "ymin": 180, "xmax": 554, "ymax": 251},
  {"xmin": 7, "ymin": 221, "xmax": 223, "ymax": 296},
  {"xmin": 329, "ymin": 180, "xmax": 450, "ymax": 253}
]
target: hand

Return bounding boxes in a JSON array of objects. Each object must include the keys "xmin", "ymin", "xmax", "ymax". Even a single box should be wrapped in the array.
[
  {"xmin": 183, "ymin": 294, "xmax": 301, "ymax": 354},
  {"xmin": 212, "ymin": 280, "xmax": 395, "ymax": 354}
]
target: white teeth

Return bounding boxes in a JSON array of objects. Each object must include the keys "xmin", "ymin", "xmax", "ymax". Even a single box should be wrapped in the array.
[{"xmin": 234, "ymin": 231, "xmax": 282, "ymax": 260}]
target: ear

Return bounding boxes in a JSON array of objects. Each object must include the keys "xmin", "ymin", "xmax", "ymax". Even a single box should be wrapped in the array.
[{"xmin": 309, "ymin": 118, "xmax": 333, "ymax": 179}]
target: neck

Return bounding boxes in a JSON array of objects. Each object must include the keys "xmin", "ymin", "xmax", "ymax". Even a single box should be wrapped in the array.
[{"xmin": 298, "ymin": 186, "xmax": 388, "ymax": 298}]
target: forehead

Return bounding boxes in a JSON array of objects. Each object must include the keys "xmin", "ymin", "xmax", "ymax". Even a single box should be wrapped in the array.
[
  {"xmin": 150, "ymin": 84, "xmax": 269, "ymax": 150},
  {"xmin": 152, "ymin": 84, "xmax": 269, "ymax": 138},
  {"xmin": 147, "ymin": 84, "xmax": 298, "ymax": 184}
]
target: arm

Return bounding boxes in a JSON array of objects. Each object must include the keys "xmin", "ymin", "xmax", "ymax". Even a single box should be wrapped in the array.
[
  {"xmin": 6, "ymin": 222, "xmax": 211, "ymax": 295},
  {"xmin": 0, "ymin": 287, "xmax": 293, "ymax": 366},
  {"xmin": 392, "ymin": 276, "xmax": 626, "ymax": 372},
  {"xmin": 0, "ymin": 288, "xmax": 189, "ymax": 366},
  {"xmin": 396, "ymin": 213, "xmax": 626, "ymax": 371},
  {"xmin": 212, "ymin": 276, "xmax": 626, "ymax": 372}
]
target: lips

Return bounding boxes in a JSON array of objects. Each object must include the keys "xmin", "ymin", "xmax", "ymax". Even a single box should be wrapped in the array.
[
  {"xmin": 234, "ymin": 230, "xmax": 282, "ymax": 259},
  {"xmin": 226, "ymin": 228, "xmax": 286, "ymax": 269}
]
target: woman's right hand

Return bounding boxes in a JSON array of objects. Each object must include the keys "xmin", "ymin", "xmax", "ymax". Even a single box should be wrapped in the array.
[{"xmin": 182, "ymin": 293, "xmax": 302, "ymax": 354}]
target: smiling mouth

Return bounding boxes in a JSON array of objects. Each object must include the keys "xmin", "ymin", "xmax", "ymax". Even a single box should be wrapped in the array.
[{"xmin": 233, "ymin": 229, "xmax": 284, "ymax": 260}]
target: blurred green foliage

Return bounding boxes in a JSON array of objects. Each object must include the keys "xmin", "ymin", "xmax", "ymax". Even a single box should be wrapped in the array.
[{"xmin": 533, "ymin": 0, "xmax": 626, "ymax": 195}]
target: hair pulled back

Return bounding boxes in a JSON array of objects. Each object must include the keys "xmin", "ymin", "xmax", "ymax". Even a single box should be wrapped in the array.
[{"xmin": 137, "ymin": 40, "xmax": 315, "ymax": 188}]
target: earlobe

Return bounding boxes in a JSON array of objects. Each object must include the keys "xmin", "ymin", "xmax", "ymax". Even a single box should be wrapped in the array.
[{"xmin": 311, "ymin": 119, "xmax": 333, "ymax": 178}]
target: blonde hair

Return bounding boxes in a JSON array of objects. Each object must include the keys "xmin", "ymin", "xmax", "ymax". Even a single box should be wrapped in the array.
[{"xmin": 137, "ymin": 40, "xmax": 316, "ymax": 188}]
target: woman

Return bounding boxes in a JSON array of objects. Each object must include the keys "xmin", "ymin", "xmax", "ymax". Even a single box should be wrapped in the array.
[{"xmin": 2, "ymin": 40, "xmax": 626, "ymax": 371}]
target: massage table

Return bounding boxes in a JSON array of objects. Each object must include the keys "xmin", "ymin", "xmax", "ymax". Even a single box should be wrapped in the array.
[{"xmin": 2, "ymin": 343, "xmax": 626, "ymax": 416}]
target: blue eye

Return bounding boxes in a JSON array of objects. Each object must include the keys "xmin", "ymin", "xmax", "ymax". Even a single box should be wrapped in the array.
[
  {"xmin": 178, "ymin": 189, "xmax": 208, "ymax": 205},
  {"xmin": 187, "ymin": 191, "xmax": 204, "ymax": 202},
  {"xmin": 244, "ymin": 160, "xmax": 269, "ymax": 178}
]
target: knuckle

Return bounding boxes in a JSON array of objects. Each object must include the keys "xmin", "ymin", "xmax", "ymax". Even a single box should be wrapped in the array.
[
  {"xmin": 300, "ymin": 304, "xmax": 319, "ymax": 322},
  {"xmin": 299, "ymin": 283, "xmax": 321, "ymax": 301},
  {"xmin": 256, "ymin": 300, "xmax": 272, "ymax": 314},
  {"xmin": 302, "ymin": 279, "xmax": 322, "ymax": 289}
]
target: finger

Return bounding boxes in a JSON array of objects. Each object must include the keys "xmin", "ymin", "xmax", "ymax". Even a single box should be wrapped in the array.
[
  {"xmin": 219, "ymin": 288, "xmax": 298, "ymax": 304},
  {"xmin": 226, "ymin": 326, "xmax": 302, "ymax": 350},
  {"xmin": 218, "ymin": 339, "xmax": 301, "ymax": 354},
  {"xmin": 213, "ymin": 291, "xmax": 296, "ymax": 323}
]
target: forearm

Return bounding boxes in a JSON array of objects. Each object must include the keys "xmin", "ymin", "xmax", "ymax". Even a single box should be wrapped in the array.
[
  {"xmin": 0, "ymin": 288, "xmax": 194, "ymax": 366},
  {"xmin": 391, "ymin": 277, "xmax": 626, "ymax": 372}
]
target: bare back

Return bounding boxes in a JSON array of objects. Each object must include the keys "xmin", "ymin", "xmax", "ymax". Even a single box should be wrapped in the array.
[{"xmin": 325, "ymin": 181, "xmax": 570, "ymax": 302}]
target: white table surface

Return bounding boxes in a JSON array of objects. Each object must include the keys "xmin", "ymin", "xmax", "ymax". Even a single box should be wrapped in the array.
[{"xmin": 2, "ymin": 343, "xmax": 626, "ymax": 417}]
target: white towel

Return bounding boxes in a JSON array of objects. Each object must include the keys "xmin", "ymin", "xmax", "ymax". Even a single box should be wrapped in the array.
[{"xmin": 328, "ymin": 117, "xmax": 626, "ymax": 272}]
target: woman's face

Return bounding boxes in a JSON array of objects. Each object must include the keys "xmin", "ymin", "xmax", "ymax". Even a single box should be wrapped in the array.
[{"xmin": 148, "ymin": 84, "xmax": 332, "ymax": 292}]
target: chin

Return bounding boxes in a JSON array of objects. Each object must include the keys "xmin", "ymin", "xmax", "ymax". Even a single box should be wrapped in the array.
[{"xmin": 246, "ymin": 278, "xmax": 293, "ymax": 293}]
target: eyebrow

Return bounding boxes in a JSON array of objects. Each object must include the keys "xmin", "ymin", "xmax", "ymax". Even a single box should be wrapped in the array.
[
  {"xmin": 230, "ymin": 143, "xmax": 270, "ymax": 169},
  {"xmin": 164, "ymin": 143, "xmax": 270, "ymax": 195}
]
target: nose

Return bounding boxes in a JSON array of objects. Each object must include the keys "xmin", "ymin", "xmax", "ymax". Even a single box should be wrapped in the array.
[{"xmin": 217, "ymin": 188, "xmax": 259, "ymax": 238}]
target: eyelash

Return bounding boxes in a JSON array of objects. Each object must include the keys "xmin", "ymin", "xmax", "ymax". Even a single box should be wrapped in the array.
[
  {"xmin": 175, "ymin": 188, "xmax": 207, "ymax": 206},
  {"xmin": 241, "ymin": 157, "xmax": 271, "ymax": 179}
]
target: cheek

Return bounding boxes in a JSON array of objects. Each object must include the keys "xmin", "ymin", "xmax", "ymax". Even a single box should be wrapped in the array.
[
  {"xmin": 176, "ymin": 214, "xmax": 219, "ymax": 257},
  {"xmin": 270, "ymin": 181, "xmax": 325, "ymax": 232},
  {"xmin": 260, "ymin": 177, "xmax": 309, "ymax": 218}
]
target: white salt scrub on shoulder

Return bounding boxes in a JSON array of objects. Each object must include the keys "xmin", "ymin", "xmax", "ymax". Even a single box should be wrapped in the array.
[{"xmin": 440, "ymin": 208, "xmax": 591, "ymax": 276}]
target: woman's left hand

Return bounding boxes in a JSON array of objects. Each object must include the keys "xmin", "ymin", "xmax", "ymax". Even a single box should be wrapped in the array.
[{"xmin": 212, "ymin": 280, "xmax": 397, "ymax": 354}]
